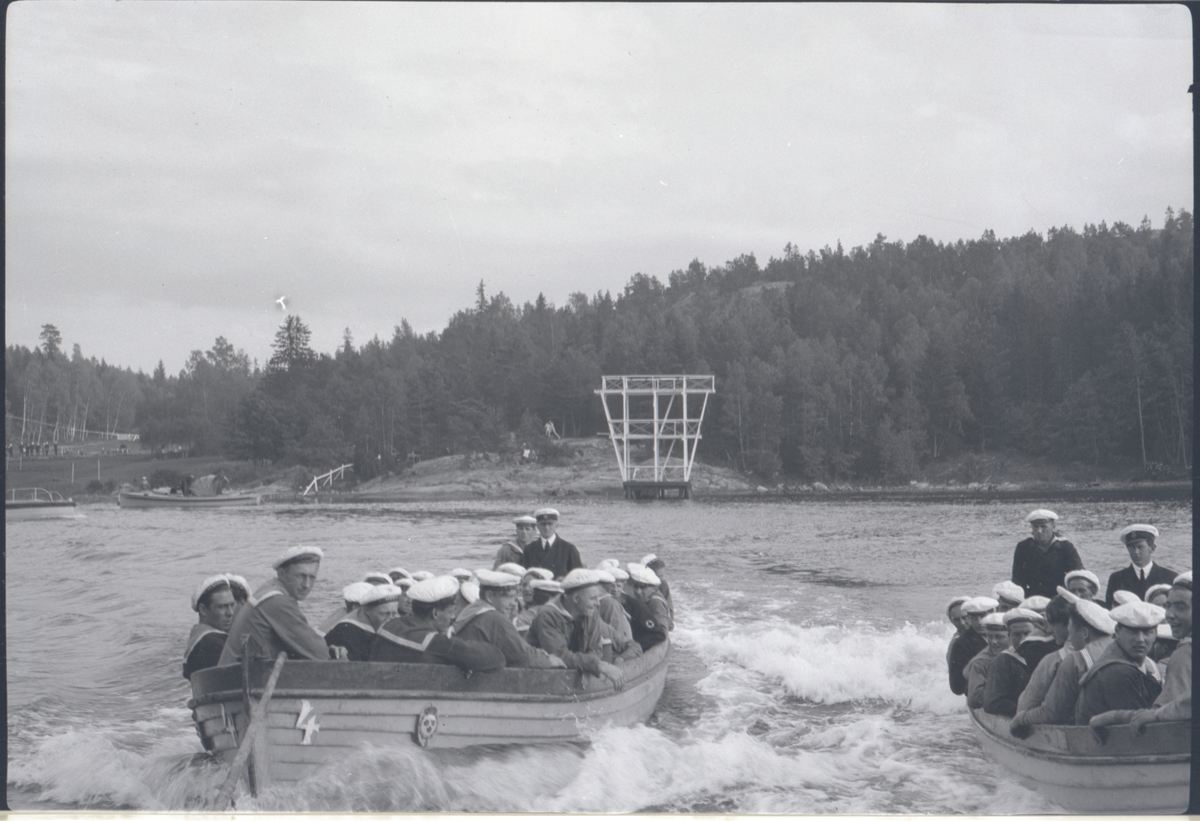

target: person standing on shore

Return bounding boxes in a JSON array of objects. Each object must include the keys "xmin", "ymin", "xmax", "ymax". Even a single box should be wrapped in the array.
[
  {"xmin": 522, "ymin": 508, "xmax": 583, "ymax": 579},
  {"xmin": 1011, "ymin": 509, "xmax": 1083, "ymax": 599},
  {"xmin": 493, "ymin": 515, "xmax": 539, "ymax": 569}
]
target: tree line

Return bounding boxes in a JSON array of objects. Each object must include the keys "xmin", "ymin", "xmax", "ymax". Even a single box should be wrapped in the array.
[{"xmin": 6, "ymin": 208, "xmax": 1191, "ymax": 483}]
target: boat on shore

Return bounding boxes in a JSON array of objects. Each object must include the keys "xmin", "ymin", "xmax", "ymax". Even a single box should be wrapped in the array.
[
  {"xmin": 6, "ymin": 488, "xmax": 78, "ymax": 520},
  {"xmin": 119, "ymin": 490, "xmax": 261, "ymax": 508},
  {"xmin": 968, "ymin": 707, "xmax": 1190, "ymax": 813},
  {"xmin": 190, "ymin": 640, "xmax": 669, "ymax": 792}
]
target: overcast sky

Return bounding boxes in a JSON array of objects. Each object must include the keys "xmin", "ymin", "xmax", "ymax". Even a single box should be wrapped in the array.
[{"xmin": 6, "ymin": 2, "xmax": 1192, "ymax": 374}]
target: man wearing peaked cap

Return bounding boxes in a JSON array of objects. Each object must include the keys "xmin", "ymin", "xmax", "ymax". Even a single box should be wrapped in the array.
[
  {"xmin": 526, "ymin": 569, "xmax": 633, "ymax": 689},
  {"xmin": 1104, "ymin": 524, "xmax": 1176, "ymax": 609},
  {"xmin": 324, "ymin": 584, "xmax": 398, "ymax": 662},
  {"xmin": 369, "ymin": 576, "xmax": 506, "ymax": 672},
  {"xmin": 982, "ymin": 609, "xmax": 1042, "ymax": 717},
  {"xmin": 622, "ymin": 564, "xmax": 670, "ymax": 652},
  {"xmin": 183, "ymin": 575, "xmax": 236, "ymax": 679},
  {"xmin": 1076, "ymin": 600, "xmax": 1165, "ymax": 725},
  {"xmin": 1063, "ymin": 569, "xmax": 1100, "ymax": 602},
  {"xmin": 449, "ymin": 570, "xmax": 567, "ymax": 669},
  {"xmin": 1011, "ymin": 509, "xmax": 1083, "ymax": 601},
  {"xmin": 219, "ymin": 547, "xmax": 344, "ymax": 666},
  {"xmin": 965, "ymin": 613, "xmax": 1010, "ymax": 710},
  {"xmin": 494, "ymin": 515, "xmax": 539, "ymax": 570},
  {"xmin": 521, "ymin": 508, "xmax": 583, "ymax": 580},
  {"xmin": 1010, "ymin": 597, "xmax": 1115, "ymax": 733}
]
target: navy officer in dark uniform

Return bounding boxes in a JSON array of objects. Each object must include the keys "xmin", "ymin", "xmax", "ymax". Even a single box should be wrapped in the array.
[
  {"xmin": 1103, "ymin": 524, "xmax": 1176, "ymax": 609},
  {"xmin": 183, "ymin": 575, "xmax": 237, "ymax": 678},
  {"xmin": 1011, "ymin": 509, "xmax": 1083, "ymax": 600},
  {"xmin": 521, "ymin": 508, "xmax": 583, "ymax": 579}
]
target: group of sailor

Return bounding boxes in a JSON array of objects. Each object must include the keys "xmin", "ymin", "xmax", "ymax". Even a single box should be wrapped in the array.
[
  {"xmin": 182, "ymin": 508, "xmax": 674, "ymax": 690},
  {"xmin": 947, "ymin": 510, "xmax": 1191, "ymax": 740}
]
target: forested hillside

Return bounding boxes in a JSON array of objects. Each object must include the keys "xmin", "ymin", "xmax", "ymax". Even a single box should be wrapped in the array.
[{"xmin": 6, "ymin": 209, "xmax": 1192, "ymax": 484}]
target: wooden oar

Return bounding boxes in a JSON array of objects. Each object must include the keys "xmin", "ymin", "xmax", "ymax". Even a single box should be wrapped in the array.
[{"xmin": 214, "ymin": 652, "xmax": 287, "ymax": 808}]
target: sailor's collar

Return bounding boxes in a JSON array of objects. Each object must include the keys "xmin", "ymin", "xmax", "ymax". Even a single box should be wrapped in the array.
[{"xmin": 185, "ymin": 623, "xmax": 226, "ymax": 658}]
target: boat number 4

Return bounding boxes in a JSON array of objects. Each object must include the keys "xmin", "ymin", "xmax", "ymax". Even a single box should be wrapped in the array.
[
  {"xmin": 415, "ymin": 704, "xmax": 439, "ymax": 747},
  {"xmin": 295, "ymin": 699, "xmax": 320, "ymax": 745}
]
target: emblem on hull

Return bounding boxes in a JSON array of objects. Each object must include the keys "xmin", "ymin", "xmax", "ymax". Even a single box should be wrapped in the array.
[{"xmin": 415, "ymin": 704, "xmax": 439, "ymax": 747}]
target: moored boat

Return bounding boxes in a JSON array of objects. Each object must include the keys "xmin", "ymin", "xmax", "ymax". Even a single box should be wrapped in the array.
[
  {"xmin": 190, "ymin": 640, "xmax": 669, "ymax": 791},
  {"xmin": 6, "ymin": 488, "xmax": 78, "ymax": 520},
  {"xmin": 968, "ymin": 707, "xmax": 1190, "ymax": 813},
  {"xmin": 119, "ymin": 490, "xmax": 261, "ymax": 508}
]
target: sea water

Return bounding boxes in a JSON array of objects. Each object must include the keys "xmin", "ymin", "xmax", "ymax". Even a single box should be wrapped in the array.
[{"xmin": 6, "ymin": 496, "xmax": 1192, "ymax": 812}]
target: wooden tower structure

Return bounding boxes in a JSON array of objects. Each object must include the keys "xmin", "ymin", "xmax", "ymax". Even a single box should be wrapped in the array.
[{"xmin": 595, "ymin": 375, "xmax": 715, "ymax": 499}]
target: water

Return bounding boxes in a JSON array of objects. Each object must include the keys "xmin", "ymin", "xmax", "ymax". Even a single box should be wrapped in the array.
[{"xmin": 6, "ymin": 496, "xmax": 1192, "ymax": 812}]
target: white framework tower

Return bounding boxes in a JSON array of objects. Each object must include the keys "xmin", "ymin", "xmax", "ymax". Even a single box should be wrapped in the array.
[{"xmin": 594, "ymin": 375, "xmax": 715, "ymax": 499}]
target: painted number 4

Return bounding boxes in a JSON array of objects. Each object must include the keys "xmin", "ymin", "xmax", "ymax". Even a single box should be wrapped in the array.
[{"xmin": 295, "ymin": 699, "xmax": 320, "ymax": 745}]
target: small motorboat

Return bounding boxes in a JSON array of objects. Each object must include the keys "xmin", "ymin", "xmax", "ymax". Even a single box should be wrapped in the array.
[
  {"xmin": 968, "ymin": 707, "xmax": 1190, "ymax": 813},
  {"xmin": 118, "ymin": 490, "xmax": 261, "ymax": 508},
  {"xmin": 5, "ymin": 488, "xmax": 78, "ymax": 521}
]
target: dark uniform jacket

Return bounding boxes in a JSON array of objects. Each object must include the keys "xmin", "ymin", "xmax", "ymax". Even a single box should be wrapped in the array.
[
  {"xmin": 1074, "ymin": 641, "xmax": 1163, "ymax": 725},
  {"xmin": 947, "ymin": 630, "xmax": 987, "ymax": 695},
  {"xmin": 1011, "ymin": 538, "xmax": 1083, "ymax": 599},
  {"xmin": 450, "ymin": 601, "xmax": 563, "ymax": 668},
  {"xmin": 983, "ymin": 647, "xmax": 1030, "ymax": 717},
  {"xmin": 1017, "ymin": 636, "xmax": 1059, "ymax": 671},
  {"xmin": 218, "ymin": 578, "xmax": 331, "ymax": 665},
  {"xmin": 370, "ymin": 614, "xmax": 506, "ymax": 672},
  {"xmin": 522, "ymin": 536, "xmax": 583, "ymax": 579},
  {"xmin": 623, "ymin": 592, "xmax": 669, "ymax": 651},
  {"xmin": 323, "ymin": 612, "xmax": 376, "ymax": 662},
  {"xmin": 183, "ymin": 624, "xmax": 227, "ymax": 679},
  {"xmin": 1103, "ymin": 563, "xmax": 1177, "ymax": 609}
]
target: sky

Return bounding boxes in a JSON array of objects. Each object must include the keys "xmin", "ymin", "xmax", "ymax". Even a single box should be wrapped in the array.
[{"xmin": 5, "ymin": 2, "xmax": 1193, "ymax": 375}]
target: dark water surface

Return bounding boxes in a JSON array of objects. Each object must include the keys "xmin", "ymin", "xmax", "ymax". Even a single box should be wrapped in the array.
[{"xmin": 6, "ymin": 496, "xmax": 1192, "ymax": 812}]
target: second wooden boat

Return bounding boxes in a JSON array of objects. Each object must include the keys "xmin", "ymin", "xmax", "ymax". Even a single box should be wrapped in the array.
[{"xmin": 119, "ymin": 490, "xmax": 261, "ymax": 508}]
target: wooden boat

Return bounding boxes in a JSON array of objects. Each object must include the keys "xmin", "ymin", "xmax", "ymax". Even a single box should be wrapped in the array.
[
  {"xmin": 118, "ymin": 490, "xmax": 261, "ymax": 508},
  {"xmin": 190, "ymin": 641, "xmax": 669, "ymax": 791},
  {"xmin": 968, "ymin": 707, "xmax": 1190, "ymax": 813},
  {"xmin": 5, "ymin": 488, "xmax": 77, "ymax": 520}
]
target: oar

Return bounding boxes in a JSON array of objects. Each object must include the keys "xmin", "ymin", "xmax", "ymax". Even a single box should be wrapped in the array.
[{"xmin": 214, "ymin": 652, "xmax": 287, "ymax": 808}]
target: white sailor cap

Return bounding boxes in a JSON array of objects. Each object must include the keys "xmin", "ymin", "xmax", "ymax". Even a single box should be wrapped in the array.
[
  {"xmin": 1063, "ymin": 570, "xmax": 1100, "ymax": 590},
  {"xmin": 639, "ymin": 553, "xmax": 658, "ymax": 566},
  {"xmin": 981, "ymin": 612, "xmax": 1007, "ymax": 630},
  {"xmin": 1119, "ymin": 524, "xmax": 1159, "ymax": 544},
  {"xmin": 946, "ymin": 595, "xmax": 970, "ymax": 618},
  {"xmin": 497, "ymin": 562, "xmax": 527, "ymax": 578},
  {"xmin": 534, "ymin": 507, "xmax": 560, "ymax": 522},
  {"xmin": 597, "ymin": 558, "xmax": 621, "ymax": 570},
  {"xmin": 1111, "ymin": 590, "xmax": 1141, "ymax": 607},
  {"xmin": 530, "ymin": 579, "xmax": 563, "ymax": 594},
  {"xmin": 1109, "ymin": 600, "xmax": 1165, "ymax": 629},
  {"xmin": 272, "ymin": 545, "xmax": 324, "ymax": 570},
  {"xmin": 224, "ymin": 574, "xmax": 251, "ymax": 600},
  {"xmin": 1075, "ymin": 600, "xmax": 1116, "ymax": 635},
  {"xmin": 561, "ymin": 568, "xmax": 606, "ymax": 592},
  {"xmin": 459, "ymin": 581, "xmax": 479, "ymax": 604},
  {"xmin": 407, "ymin": 575, "xmax": 460, "ymax": 604},
  {"xmin": 409, "ymin": 570, "xmax": 435, "ymax": 581},
  {"xmin": 342, "ymin": 581, "xmax": 375, "ymax": 604},
  {"xmin": 1018, "ymin": 596, "xmax": 1050, "ymax": 614},
  {"xmin": 521, "ymin": 567, "xmax": 554, "ymax": 581},
  {"xmin": 361, "ymin": 584, "xmax": 405, "ymax": 606},
  {"xmin": 960, "ymin": 597, "xmax": 999, "ymax": 614},
  {"xmin": 1002, "ymin": 608, "xmax": 1040, "ymax": 626},
  {"xmin": 192, "ymin": 574, "xmax": 232, "ymax": 611},
  {"xmin": 992, "ymin": 580, "xmax": 1025, "ymax": 606},
  {"xmin": 596, "ymin": 569, "xmax": 616, "ymax": 584},
  {"xmin": 1055, "ymin": 586, "xmax": 1080, "ymax": 605},
  {"xmin": 448, "ymin": 568, "xmax": 474, "ymax": 581},
  {"xmin": 388, "ymin": 567, "xmax": 412, "ymax": 581},
  {"xmin": 627, "ymin": 563, "xmax": 661, "ymax": 587},
  {"xmin": 363, "ymin": 571, "xmax": 392, "ymax": 586},
  {"xmin": 1173, "ymin": 570, "xmax": 1192, "ymax": 590},
  {"xmin": 609, "ymin": 566, "xmax": 630, "ymax": 582},
  {"xmin": 1025, "ymin": 509, "xmax": 1058, "ymax": 524},
  {"xmin": 475, "ymin": 569, "xmax": 520, "ymax": 589},
  {"xmin": 394, "ymin": 577, "xmax": 416, "ymax": 591},
  {"xmin": 513, "ymin": 515, "xmax": 538, "ymax": 526},
  {"xmin": 1143, "ymin": 583, "xmax": 1173, "ymax": 602}
]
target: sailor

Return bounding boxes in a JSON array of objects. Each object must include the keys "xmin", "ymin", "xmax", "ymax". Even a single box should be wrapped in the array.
[
  {"xmin": 1011, "ymin": 509, "xmax": 1083, "ymax": 600},
  {"xmin": 945, "ymin": 596, "xmax": 973, "ymax": 695},
  {"xmin": 387, "ymin": 567, "xmax": 412, "ymax": 583},
  {"xmin": 1103, "ymin": 525, "xmax": 1177, "ymax": 609},
  {"xmin": 218, "ymin": 546, "xmax": 346, "ymax": 665},
  {"xmin": 494, "ymin": 515, "xmax": 539, "ymax": 569},
  {"xmin": 394, "ymin": 576, "xmax": 416, "ymax": 617},
  {"xmin": 363, "ymin": 571, "xmax": 392, "ymax": 586},
  {"xmin": 318, "ymin": 581, "xmax": 375, "ymax": 634},
  {"xmin": 518, "ymin": 567, "xmax": 554, "ymax": 609},
  {"xmin": 521, "ymin": 508, "xmax": 584, "ymax": 579},
  {"xmin": 640, "ymin": 553, "xmax": 675, "ymax": 629},
  {"xmin": 1013, "ymin": 594, "xmax": 1073, "ymax": 714},
  {"xmin": 622, "ymin": 563, "xmax": 671, "ymax": 651},
  {"xmin": 449, "ymin": 570, "xmax": 566, "ymax": 668},
  {"xmin": 515, "ymin": 578, "xmax": 561, "ymax": 634},
  {"xmin": 948, "ymin": 597, "xmax": 993, "ymax": 695},
  {"xmin": 992, "ymin": 580, "xmax": 1025, "ymax": 613},
  {"xmin": 1010, "ymin": 594, "xmax": 1115, "ymax": 734},
  {"xmin": 1144, "ymin": 583, "xmax": 1173, "ymax": 607},
  {"xmin": 1074, "ymin": 600, "xmax": 1164, "ymax": 725},
  {"xmin": 1010, "ymin": 600, "xmax": 1058, "ymax": 671},
  {"xmin": 183, "ymin": 575, "xmax": 236, "ymax": 679},
  {"xmin": 1144, "ymin": 583, "xmax": 1177, "ymax": 662},
  {"xmin": 1088, "ymin": 572, "xmax": 1191, "ymax": 735},
  {"xmin": 982, "ymin": 609, "xmax": 1041, "ymax": 716},
  {"xmin": 1063, "ymin": 569, "xmax": 1101, "ymax": 602},
  {"xmin": 324, "ymin": 584, "xmax": 401, "ymax": 662},
  {"xmin": 526, "ymin": 569, "xmax": 629, "ymax": 688},
  {"xmin": 966, "ymin": 613, "xmax": 1009, "ymax": 709},
  {"xmin": 596, "ymin": 567, "xmax": 636, "ymax": 647},
  {"xmin": 369, "ymin": 576, "xmax": 506, "ymax": 672},
  {"xmin": 225, "ymin": 574, "xmax": 251, "ymax": 607}
]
